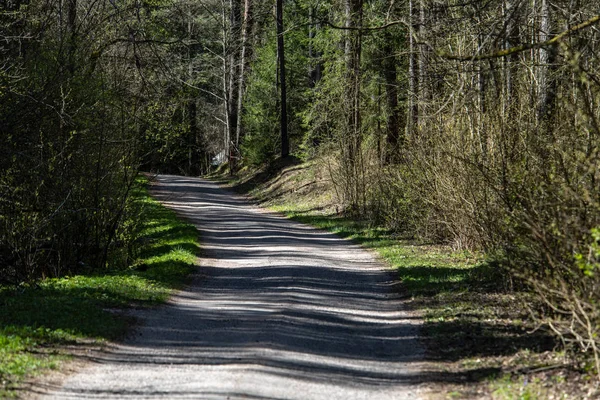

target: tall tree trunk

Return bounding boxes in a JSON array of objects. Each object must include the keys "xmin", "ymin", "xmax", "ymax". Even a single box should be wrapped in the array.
[
  {"xmin": 537, "ymin": 0, "xmax": 557, "ymax": 123},
  {"xmin": 343, "ymin": 0, "xmax": 363, "ymax": 209},
  {"xmin": 276, "ymin": 0, "xmax": 289, "ymax": 157},
  {"xmin": 221, "ymin": 0, "xmax": 231, "ymax": 163},
  {"xmin": 417, "ymin": 0, "xmax": 427, "ymax": 127},
  {"xmin": 234, "ymin": 0, "xmax": 252, "ymax": 158},
  {"xmin": 407, "ymin": 0, "xmax": 418, "ymax": 137},
  {"xmin": 344, "ymin": 0, "xmax": 363, "ymax": 146},
  {"xmin": 187, "ymin": 17, "xmax": 200, "ymax": 175},
  {"xmin": 228, "ymin": 0, "xmax": 241, "ymax": 170},
  {"xmin": 504, "ymin": 0, "xmax": 519, "ymax": 114},
  {"xmin": 382, "ymin": 37, "xmax": 401, "ymax": 162},
  {"xmin": 67, "ymin": 0, "xmax": 76, "ymax": 75},
  {"xmin": 478, "ymin": 32, "xmax": 487, "ymax": 157}
]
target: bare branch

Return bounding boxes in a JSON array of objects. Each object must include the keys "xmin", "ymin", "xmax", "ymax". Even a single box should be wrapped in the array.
[{"xmin": 440, "ymin": 14, "xmax": 600, "ymax": 61}]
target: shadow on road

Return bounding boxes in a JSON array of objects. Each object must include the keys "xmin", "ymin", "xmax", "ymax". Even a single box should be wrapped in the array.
[{"xmin": 35, "ymin": 175, "xmax": 505, "ymax": 399}]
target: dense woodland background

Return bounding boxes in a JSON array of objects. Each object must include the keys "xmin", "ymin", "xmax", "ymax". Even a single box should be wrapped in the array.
[{"xmin": 1, "ymin": 0, "xmax": 599, "ymax": 377}]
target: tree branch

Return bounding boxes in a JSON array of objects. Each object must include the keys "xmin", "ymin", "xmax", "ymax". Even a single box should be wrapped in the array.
[
  {"xmin": 439, "ymin": 14, "xmax": 600, "ymax": 61},
  {"xmin": 318, "ymin": 18, "xmax": 408, "ymax": 32},
  {"xmin": 318, "ymin": 14, "xmax": 600, "ymax": 62}
]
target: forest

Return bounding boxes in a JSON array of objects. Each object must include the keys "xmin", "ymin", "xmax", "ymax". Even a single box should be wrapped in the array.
[{"xmin": 1, "ymin": 0, "xmax": 599, "ymax": 382}]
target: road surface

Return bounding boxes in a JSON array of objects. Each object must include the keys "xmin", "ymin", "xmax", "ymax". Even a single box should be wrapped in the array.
[{"xmin": 42, "ymin": 175, "xmax": 423, "ymax": 399}]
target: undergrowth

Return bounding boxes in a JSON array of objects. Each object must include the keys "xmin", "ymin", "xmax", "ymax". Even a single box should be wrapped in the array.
[
  {"xmin": 215, "ymin": 157, "xmax": 592, "ymax": 399},
  {"xmin": 0, "ymin": 176, "xmax": 199, "ymax": 397}
]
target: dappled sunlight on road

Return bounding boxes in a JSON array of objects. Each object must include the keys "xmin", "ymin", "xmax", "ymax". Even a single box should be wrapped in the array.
[{"xmin": 41, "ymin": 175, "xmax": 425, "ymax": 400}]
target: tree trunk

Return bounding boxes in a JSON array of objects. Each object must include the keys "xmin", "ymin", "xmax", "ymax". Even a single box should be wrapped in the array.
[
  {"xmin": 407, "ymin": 0, "xmax": 418, "ymax": 137},
  {"xmin": 188, "ymin": 100, "xmax": 200, "ymax": 175},
  {"xmin": 67, "ymin": 0, "xmax": 76, "ymax": 75},
  {"xmin": 345, "ymin": 0, "xmax": 363, "ymax": 147},
  {"xmin": 276, "ymin": 0, "xmax": 289, "ymax": 158},
  {"xmin": 187, "ymin": 17, "xmax": 200, "ymax": 175},
  {"xmin": 382, "ymin": 36, "xmax": 401, "ymax": 161},
  {"xmin": 537, "ymin": 0, "xmax": 557, "ymax": 123},
  {"xmin": 417, "ymin": 0, "xmax": 427, "ymax": 126},
  {"xmin": 343, "ymin": 0, "xmax": 363, "ymax": 210},
  {"xmin": 478, "ymin": 32, "xmax": 487, "ymax": 157},
  {"xmin": 234, "ymin": 0, "xmax": 252, "ymax": 158},
  {"xmin": 228, "ymin": 0, "xmax": 241, "ymax": 170},
  {"xmin": 221, "ymin": 0, "xmax": 231, "ymax": 164},
  {"xmin": 504, "ymin": 0, "xmax": 520, "ymax": 113}
]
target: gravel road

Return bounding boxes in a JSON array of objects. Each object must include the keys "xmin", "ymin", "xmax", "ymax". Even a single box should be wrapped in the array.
[{"xmin": 42, "ymin": 175, "xmax": 424, "ymax": 399}]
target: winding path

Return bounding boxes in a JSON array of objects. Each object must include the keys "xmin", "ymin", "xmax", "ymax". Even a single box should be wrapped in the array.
[{"xmin": 43, "ymin": 175, "xmax": 423, "ymax": 399}]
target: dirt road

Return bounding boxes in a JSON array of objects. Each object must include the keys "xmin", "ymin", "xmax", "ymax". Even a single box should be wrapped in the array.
[{"xmin": 42, "ymin": 175, "xmax": 423, "ymax": 399}]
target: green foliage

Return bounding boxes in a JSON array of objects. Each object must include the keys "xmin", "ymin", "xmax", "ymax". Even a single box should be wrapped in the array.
[
  {"xmin": 0, "ymin": 179, "xmax": 199, "ymax": 394},
  {"xmin": 299, "ymin": 26, "xmax": 345, "ymax": 153},
  {"xmin": 574, "ymin": 228, "xmax": 600, "ymax": 278},
  {"xmin": 241, "ymin": 3, "xmax": 310, "ymax": 165},
  {"xmin": 241, "ymin": 36, "xmax": 280, "ymax": 165},
  {"xmin": 0, "ymin": 0, "xmax": 216, "ymax": 284},
  {"xmin": 140, "ymin": 98, "xmax": 194, "ymax": 173},
  {"xmin": 0, "ymin": 0, "xmax": 145, "ymax": 283}
]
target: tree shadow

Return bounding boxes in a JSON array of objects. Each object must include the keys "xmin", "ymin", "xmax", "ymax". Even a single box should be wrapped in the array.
[
  {"xmin": 228, "ymin": 156, "xmax": 304, "ymax": 195},
  {"xmin": 205, "ymin": 172, "xmax": 558, "ymax": 385},
  {"xmin": 18, "ymin": 174, "xmax": 557, "ymax": 398},
  {"xmin": 133, "ymin": 176, "xmax": 552, "ymax": 393}
]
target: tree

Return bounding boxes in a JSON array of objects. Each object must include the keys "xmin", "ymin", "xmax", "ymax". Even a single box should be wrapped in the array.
[{"xmin": 276, "ymin": 0, "xmax": 289, "ymax": 157}]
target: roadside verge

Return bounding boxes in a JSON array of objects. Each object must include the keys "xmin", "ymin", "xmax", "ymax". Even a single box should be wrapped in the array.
[{"xmin": 0, "ymin": 176, "xmax": 200, "ymax": 398}]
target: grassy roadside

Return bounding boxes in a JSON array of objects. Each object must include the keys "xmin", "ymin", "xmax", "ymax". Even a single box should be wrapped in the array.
[
  {"xmin": 0, "ymin": 177, "xmax": 199, "ymax": 398},
  {"xmin": 212, "ymin": 157, "xmax": 591, "ymax": 399},
  {"xmin": 271, "ymin": 210, "xmax": 570, "ymax": 398}
]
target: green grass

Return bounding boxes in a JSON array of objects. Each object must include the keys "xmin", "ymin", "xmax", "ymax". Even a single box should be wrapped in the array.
[
  {"xmin": 267, "ymin": 204, "xmax": 561, "ymax": 395},
  {"xmin": 0, "ymin": 177, "xmax": 199, "ymax": 396},
  {"xmin": 269, "ymin": 207, "xmax": 488, "ymax": 294},
  {"xmin": 281, "ymin": 205, "xmax": 594, "ymax": 398}
]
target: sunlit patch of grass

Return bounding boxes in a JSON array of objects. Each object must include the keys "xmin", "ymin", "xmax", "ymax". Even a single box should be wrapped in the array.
[
  {"xmin": 0, "ymin": 330, "xmax": 62, "ymax": 397},
  {"xmin": 0, "ymin": 176, "xmax": 199, "ymax": 394},
  {"xmin": 490, "ymin": 373, "xmax": 559, "ymax": 400}
]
